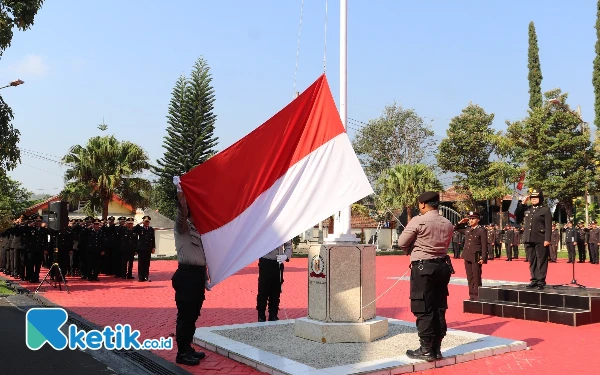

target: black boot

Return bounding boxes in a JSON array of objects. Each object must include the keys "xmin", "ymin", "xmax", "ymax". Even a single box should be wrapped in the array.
[
  {"xmin": 406, "ymin": 338, "xmax": 436, "ymax": 361},
  {"xmin": 432, "ymin": 337, "xmax": 443, "ymax": 360},
  {"xmin": 268, "ymin": 311, "xmax": 279, "ymax": 321},
  {"xmin": 258, "ymin": 311, "xmax": 266, "ymax": 322},
  {"xmin": 176, "ymin": 352, "xmax": 200, "ymax": 366}
]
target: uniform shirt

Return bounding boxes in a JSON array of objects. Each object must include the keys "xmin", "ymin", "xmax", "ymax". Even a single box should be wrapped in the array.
[
  {"xmin": 454, "ymin": 223, "xmax": 488, "ymax": 263},
  {"xmin": 52, "ymin": 228, "xmax": 74, "ymax": 252},
  {"xmin": 452, "ymin": 231, "xmax": 462, "ymax": 244},
  {"xmin": 174, "ymin": 194, "xmax": 206, "ymax": 266},
  {"xmin": 25, "ymin": 226, "xmax": 49, "ymax": 253},
  {"xmin": 576, "ymin": 228, "xmax": 587, "ymax": 243},
  {"xmin": 516, "ymin": 202, "xmax": 552, "ymax": 244},
  {"xmin": 397, "ymin": 210, "xmax": 454, "ymax": 262},
  {"xmin": 134, "ymin": 224, "xmax": 155, "ymax": 251},
  {"xmin": 504, "ymin": 229, "xmax": 514, "ymax": 245},
  {"xmin": 261, "ymin": 241, "xmax": 293, "ymax": 261},
  {"xmin": 119, "ymin": 227, "xmax": 138, "ymax": 252},
  {"xmin": 103, "ymin": 224, "xmax": 120, "ymax": 248},
  {"xmin": 513, "ymin": 229, "xmax": 521, "ymax": 245},
  {"xmin": 551, "ymin": 229, "xmax": 560, "ymax": 247},
  {"xmin": 494, "ymin": 229, "xmax": 503, "ymax": 244},
  {"xmin": 86, "ymin": 229, "xmax": 106, "ymax": 253},
  {"xmin": 588, "ymin": 227, "xmax": 600, "ymax": 244},
  {"xmin": 487, "ymin": 228, "xmax": 496, "ymax": 244},
  {"xmin": 565, "ymin": 227, "xmax": 576, "ymax": 243}
]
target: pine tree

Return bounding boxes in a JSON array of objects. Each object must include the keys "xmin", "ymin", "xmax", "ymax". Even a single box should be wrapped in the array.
[
  {"xmin": 528, "ymin": 21, "xmax": 543, "ymax": 110},
  {"xmin": 153, "ymin": 57, "xmax": 219, "ymax": 219},
  {"xmin": 594, "ymin": 1, "xmax": 600, "ymax": 128}
]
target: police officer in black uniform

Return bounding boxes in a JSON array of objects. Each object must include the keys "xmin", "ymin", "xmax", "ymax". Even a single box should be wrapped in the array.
[
  {"xmin": 119, "ymin": 218, "xmax": 137, "ymax": 279},
  {"xmin": 86, "ymin": 218, "xmax": 106, "ymax": 281},
  {"xmin": 564, "ymin": 221, "xmax": 576, "ymax": 263},
  {"xmin": 454, "ymin": 212, "xmax": 487, "ymax": 300},
  {"xmin": 587, "ymin": 221, "xmax": 600, "ymax": 264},
  {"xmin": 397, "ymin": 192, "xmax": 454, "ymax": 361},
  {"xmin": 486, "ymin": 224, "xmax": 495, "ymax": 260},
  {"xmin": 102, "ymin": 216, "xmax": 119, "ymax": 276},
  {"xmin": 134, "ymin": 216, "xmax": 155, "ymax": 282},
  {"xmin": 50, "ymin": 219, "xmax": 75, "ymax": 281},
  {"xmin": 576, "ymin": 222, "xmax": 587, "ymax": 263},
  {"xmin": 494, "ymin": 224, "xmax": 503, "ymax": 258},
  {"xmin": 504, "ymin": 224, "xmax": 514, "ymax": 261},
  {"xmin": 24, "ymin": 215, "xmax": 49, "ymax": 283},
  {"xmin": 515, "ymin": 189, "xmax": 552, "ymax": 290}
]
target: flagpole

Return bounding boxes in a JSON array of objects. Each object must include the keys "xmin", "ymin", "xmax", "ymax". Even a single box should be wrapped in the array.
[{"xmin": 338, "ymin": 0, "xmax": 351, "ymax": 237}]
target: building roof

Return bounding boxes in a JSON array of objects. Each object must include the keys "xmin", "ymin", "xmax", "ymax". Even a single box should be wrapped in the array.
[
  {"xmin": 24, "ymin": 195, "xmax": 61, "ymax": 216},
  {"xmin": 351, "ymin": 213, "xmax": 380, "ymax": 228}
]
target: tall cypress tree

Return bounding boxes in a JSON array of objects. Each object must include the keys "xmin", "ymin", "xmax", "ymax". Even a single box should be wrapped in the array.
[
  {"xmin": 594, "ymin": 1, "xmax": 600, "ymax": 128},
  {"xmin": 528, "ymin": 21, "xmax": 543, "ymax": 110},
  {"xmin": 153, "ymin": 57, "xmax": 218, "ymax": 219}
]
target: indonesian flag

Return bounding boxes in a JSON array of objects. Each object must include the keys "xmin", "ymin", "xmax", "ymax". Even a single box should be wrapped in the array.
[
  {"xmin": 180, "ymin": 75, "xmax": 373, "ymax": 287},
  {"xmin": 508, "ymin": 172, "xmax": 527, "ymax": 223}
]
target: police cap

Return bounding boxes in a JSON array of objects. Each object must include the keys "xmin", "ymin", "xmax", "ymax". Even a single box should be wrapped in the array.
[
  {"xmin": 126, "ymin": 217, "xmax": 135, "ymax": 223},
  {"xmin": 417, "ymin": 191, "xmax": 439, "ymax": 204},
  {"xmin": 467, "ymin": 211, "xmax": 480, "ymax": 219},
  {"xmin": 530, "ymin": 189, "xmax": 543, "ymax": 198},
  {"xmin": 108, "ymin": 216, "xmax": 115, "ymax": 221},
  {"xmin": 142, "ymin": 215, "xmax": 151, "ymax": 222}
]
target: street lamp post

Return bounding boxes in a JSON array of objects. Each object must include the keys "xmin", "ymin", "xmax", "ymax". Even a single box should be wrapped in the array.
[
  {"xmin": 549, "ymin": 98, "xmax": 591, "ymax": 225},
  {"xmin": 0, "ymin": 79, "xmax": 24, "ymax": 90}
]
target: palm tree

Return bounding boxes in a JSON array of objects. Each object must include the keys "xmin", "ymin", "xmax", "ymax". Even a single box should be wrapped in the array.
[
  {"xmin": 61, "ymin": 136, "xmax": 152, "ymax": 219},
  {"xmin": 376, "ymin": 164, "xmax": 442, "ymax": 222}
]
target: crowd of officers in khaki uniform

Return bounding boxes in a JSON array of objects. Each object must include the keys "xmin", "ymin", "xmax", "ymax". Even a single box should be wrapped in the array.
[
  {"xmin": 0, "ymin": 214, "xmax": 156, "ymax": 283},
  {"xmin": 451, "ymin": 220, "xmax": 600, "ymax": 264}
]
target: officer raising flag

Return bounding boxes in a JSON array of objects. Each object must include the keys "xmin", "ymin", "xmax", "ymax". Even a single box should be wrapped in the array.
[{"xmin": 397, "ymin": 191, "xmax": 454, "ymax": 362}]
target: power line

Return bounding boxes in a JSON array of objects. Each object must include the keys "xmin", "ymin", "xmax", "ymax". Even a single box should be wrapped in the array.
[{"xmin": 20, "ymin": 163, "xmax": 63, "ymax": 177}]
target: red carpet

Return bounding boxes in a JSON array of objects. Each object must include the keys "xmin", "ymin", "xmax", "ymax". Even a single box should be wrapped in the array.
[{"xmin": 12, "ymin": 255, "xmax": 600, "ymax": 374}]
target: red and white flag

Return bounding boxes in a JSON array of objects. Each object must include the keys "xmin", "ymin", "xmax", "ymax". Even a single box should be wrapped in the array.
[{"xmin": 180, "ymin": 75, "xmax": 373, "ymax": 287}]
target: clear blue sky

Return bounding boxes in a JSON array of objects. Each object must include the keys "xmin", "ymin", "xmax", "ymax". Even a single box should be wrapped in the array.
[{"xmin": 2, "ymin": 0, "xmax": 597, "ymax": 195}]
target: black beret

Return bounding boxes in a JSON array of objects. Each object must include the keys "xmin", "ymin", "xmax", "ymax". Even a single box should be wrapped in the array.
[{"xmin": 417, "ymin": 191, "xmax": 439, "ymax": 204}]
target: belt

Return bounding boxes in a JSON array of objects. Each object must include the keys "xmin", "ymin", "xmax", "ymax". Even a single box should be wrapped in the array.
[
  {"xmin": 411, "ymin": 258, "xmax": 446, "ymax": 265},
  {"xmin": 178, "ymin": 263, "xmax": 205, "ymax": 270}
]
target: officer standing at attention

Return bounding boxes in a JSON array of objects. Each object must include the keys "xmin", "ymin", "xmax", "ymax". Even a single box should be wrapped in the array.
[
  {"xmin": 564, "ymin": 221, "xmax": 576, "ymax": 263},
  {"xmin": 398, "ymin": 191, "xmax": 454, "ymax": 362},
  {"xmin": 515, "ymin": 189, "xmax": 552, "ymax": 290},
  {"xmin": 504, "ymin": 225, "xmax": 514, "ymax": 261},
  {"xmin": 451, "ymin": 230, "xmax": 462, "ymax": 259},
  {"xmin": 134, "ymin": 216, "xmax": 155, "ymax": 282},
  {"xmin": 494, "ymin": 224, "xmax": 503, "ymax": 258},
  {"xmin": 550, "ymin": 223, "xmax": 560, "ymax": 263},
  {"xmin": 119, "ymin": 218, "xmax": 137, "ymax": 279},
  {"xmin": 256, "ymin": 240, "xmax": 292, "ymax": 322},
  {"xmin": 171, "ymin": 176, "xmax": 208, "ymax": 366},
  {"xmin": 87, "ymin": 219, "xmax": 106, "ymax": 281},
  {"xmin": 587, "ymin": 221, "xmax": 600, "ymax": 264},
  {"xmin": 576, "ymin": 221, "xmax": 587, "ymax": 263},
  {"xmin": 454, "ymin": 212, "xmax": 487, "ymax": 300},
  {"xmin": 486, "ymin": 224, "xmax": 496, "ymax": 261},
  {"xmin": 512, "ymin": 226, "xmax": 521, "ymax": 261}
]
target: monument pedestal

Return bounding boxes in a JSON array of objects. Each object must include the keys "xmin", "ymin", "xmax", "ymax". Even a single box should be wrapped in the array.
[{"xmin": 294, "ymin": 242, "xmax": 389, "ymax": 343}]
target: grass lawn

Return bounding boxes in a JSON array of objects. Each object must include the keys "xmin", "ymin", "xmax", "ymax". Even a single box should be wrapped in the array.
[{"xmin": 0, "ymin": 281, "xmax": 15, "ymax": 295}]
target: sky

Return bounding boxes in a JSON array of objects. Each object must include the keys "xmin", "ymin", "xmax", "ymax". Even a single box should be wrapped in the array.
[{"xmin": 1, "ymin": 0, "xmax": 598, "ymax": 195}]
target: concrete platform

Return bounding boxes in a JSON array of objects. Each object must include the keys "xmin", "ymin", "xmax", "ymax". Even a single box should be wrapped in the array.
[
  {"xmin": 294, "ymin": 316, "xmax": 389, "ymax": 343},
  {"xmin": 193, "ymin": 318, "xmax": 527, "ymax": 375}
]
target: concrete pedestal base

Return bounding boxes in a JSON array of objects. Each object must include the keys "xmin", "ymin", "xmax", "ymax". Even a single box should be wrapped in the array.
[{"xmin": 294, "ymin": 316, "xmax": 389, "ymax": 343}]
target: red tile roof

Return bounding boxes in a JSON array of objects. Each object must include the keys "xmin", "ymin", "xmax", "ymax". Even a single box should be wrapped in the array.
[{"xmin": 24, "ymin": 195, "xmax": 61, "ymax": 215}]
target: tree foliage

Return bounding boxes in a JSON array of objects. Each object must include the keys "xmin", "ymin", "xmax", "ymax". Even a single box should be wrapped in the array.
[
  {"xmin": 376, "ymin": 164, "xmax": 442, "ymax": 222},
  {"xmin": 436, "ymin": 104, "xmax": 520, "ymax": 221},
  {"xmin": 153, "ymin": 56, "xmax": 219, "ymax": 219},
  {"xmin": 0, "ymin": 0, "xmax": 45, "ymax": 174},
  {"xmin": 60, "ymin": 135, "xmax": 152, "ymax": 219},
  {"xmin": 0, "ymin": 174, "xmax": 30, "ymax": 230},
  {"xmin": 528, "ymin": 21, "xmax": 543, "ymax": 110},
  {"xmin": 506, "ymin": 89, "xmax": 595, "ymax": 219},
  {"xmin": 352, "ymin": 102, "xmax": 435, "ymax": 182}
]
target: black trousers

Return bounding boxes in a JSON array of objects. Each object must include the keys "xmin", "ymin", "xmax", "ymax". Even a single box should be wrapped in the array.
[
  {"xmin": 87, "ymin": 252, "xmax": 101, "ymax": 280},
  {"xmin": 256, "ymin": 258, "xmax": 284, "ymax": 315},
  {"xmin": 137, "ymin": 250, "xmax": 151, "ymax": 280},
  {"xmin": 19, "ymin": 249, "xmax": 27, "ymax": 279},
  {"xmin": 550, "ymin": 245, "xmax": 558, "ymax": 262},
  {"xmin": 589, "ymin": 243, "xmax": 599, "ymax": 264},
  {"xmin": 577, "ymin": 241, "xmax": 586, "ymax": 261},
  {"xmin": 80, "ymin": 251, "xmax": 88, "ymax": 277},
  {"xmin": 410, "ymin": 260, "xmax": 451, "ymax": 339},
  {"xmin": 494, "ymin": 243, "xmax": 502, "ymax": 258},
  {"xmin": 121, "ymin": 250, "xmax": 134, "ymax": 277},
  {"xmin": 566, "ymin": 242, "xmax": 576, "ymax": 262},
  {"xmin": 101, "ymin": 248, "xmax": 112, "ymax": 274},
  {"xmin": 26, "ymin": 252, "xmax": 42, "ymax": 282},
  {"xmin": 172, "ymin": 265, "xmax": 206, "ymax": 354},
  {"xmin": 112, "ymin": 247, "xmax": 122, "ymax": 276},
  {"xmin": 487, "ymin": 244, "xmax": 494, "ymax": 260},
  {"xmin": 53, "ymin": 251, "xmax": 70, "ymax": 280},
  {"xmin": 464, "ymin": 260, "xmax": 482, "ymax": 299},
  {"xmin": 452, "ymin": 242, "xmax": 460, "ymax": 259},
  {"xmin": 505, "ymin": 243, "xmax": 512, "ymax": 259},
  {"xmin": 527, "ymin": 243, "xmax": 549, "ymax": 286},
  {"xmin": 512, "ymin": 245, "xmax": 519, "ymax": 259}
]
